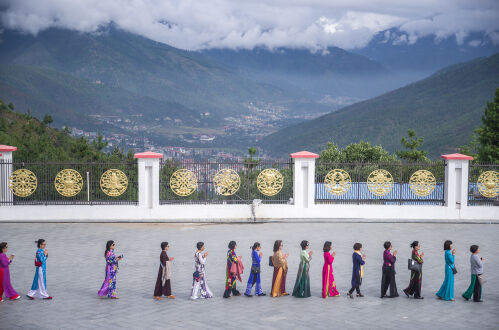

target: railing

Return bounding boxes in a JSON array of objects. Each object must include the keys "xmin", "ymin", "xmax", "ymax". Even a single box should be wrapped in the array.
[
  {"xmin": 0, "ymin": 160, "xmax": 138, "ymax": 205},
  {"xmin": 159, "ymin": 159, "xmax": 293, "ymax": 204},
  {"xmin": 468, "ymin": 162, "xmax": 499, "ymax": 206},
  {"xmin": 315, "ymin": 161, "xmax": 445, "ymax": 205}
]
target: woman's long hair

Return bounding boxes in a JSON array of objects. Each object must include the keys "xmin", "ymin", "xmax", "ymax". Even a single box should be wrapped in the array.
[
  {"xmin": 273, "ymin": 240, "xmax": 282, "ymax": 253},
  {"xmin": 105, "ymin": 240, "xmax": 114, "ymax": 257},
  {"xmin": 36, "ymin": 239, "xmax": 45, "ymax": 248},
  {"xmin": 251, "ymin": 242, "xmax": 260, "ymax": 250}
]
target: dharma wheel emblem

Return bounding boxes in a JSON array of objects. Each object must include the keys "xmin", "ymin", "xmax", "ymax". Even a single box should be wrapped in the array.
[
  {"xmin": 409, "ymin": 170, "xmax": 436, "ymax": 197},
  {"xmin": 367, "ymin": 169, "xmax": 394, "ymax": 196},
  {"xmin": 54, "ymin": 169, "xmax": 83, "ymax": 197},
  {"xmin": 100, "ymin": 169, "xmax": 128, "ymax": 197},
  {"xmin": 170, "ymin": 169, "xmax": 197, "ymax": 196},
  {"xmin": 477, "ymin": 171, "xmax": 498, "ymax": 198},
  {"xmin": 213, "ymin": 169, "xmax": 240, "ymax": 196},
  {"xmin": 257, "ymin": 169, "xmax": 284, "ymax": 196},
  {"xmin": 324, "ymin": 169, "xmax": 351, "ymax": 196},
  {"xmin": 8, "ymin": 169, "xmax": 37, "ymax": 197}
]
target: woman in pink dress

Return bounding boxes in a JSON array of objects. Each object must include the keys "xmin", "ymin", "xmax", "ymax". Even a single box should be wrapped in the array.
[{"xmin": 322, "ymin": 241, "xmax": 340, "ymax": 298}]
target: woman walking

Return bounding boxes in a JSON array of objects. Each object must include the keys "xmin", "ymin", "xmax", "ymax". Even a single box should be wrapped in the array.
[
  {"xmin": 462, "ymin": 245, "xmax": 484, "ymax": 302},
  {"xmin": 436, "ymin": 240, "xmax": 456, "ymax": 301},
  {"xmin": 154, "ymin": 242, "xmax": 175, "ymax": 300},
  {"xmin": 271, "ymin": 240, "xmax": 289, "ymax": 297},
  {"xmin": 224, "ymin": 241, "xmax": 242, "ymax": 298},
  {"xmin": 191, "ymin": 242, "xmax": 213, "ymax": 299},
  {"xmin": 98, "ymin": 240, "xmax": 122, "ymax": 299},
  {"xmin": 292, "ymin": 240, "xmax": 313, "ymax": 298},
  {"xmin": 27, "ymin": 239, "xmax": 52, "ymax": 300},
  {"xmin": 381, "ymin": 241, "xmax": 398, "ymax": 298},
  {"xmin": 322, "ymin": 241, "xmax": 340, "ymax": 298},
  {"xmin": 244, "ymin": 242, "xmax": 265, "ymax": 297},
  {"xmin": 347, "ymin": 242, "xmax": 366, "ymax": 299},
  {"xmin": 0, "ymin": 242, "xmax": 20, "ymax": 301},
  {"xmin": 403, "ymin": 241, "xmax": 424, "ymax": 299}
]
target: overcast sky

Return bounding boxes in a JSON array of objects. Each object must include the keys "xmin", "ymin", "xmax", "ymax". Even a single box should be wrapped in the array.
[{"xmin": 1, "ymin": 0, "xmax": 498, "ymax": 50}]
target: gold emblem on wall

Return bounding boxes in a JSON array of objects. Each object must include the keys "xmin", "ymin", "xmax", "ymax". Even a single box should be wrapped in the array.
[
  {"xmin": 324, "ymin": 169, "xmax": 351, "ymax": 196},
  {"xmin": 477, "ymin": 171, "xmax": 498, "ymax": 198},
  {"xmin": 54, "ymin": 169, "xmax": 83, "ymax": 197},
  {"xmin": 170, "ymin": 169, "xmax": 197, "ymax": 196},
  {"xmin": 8, "ymin": 169, "xmax": 38, "ymax": 197},
  {"xmin": 100, "ymin": 169, "xmax": 128, "ymax": 197},
  {"xmin": 367, "ymin": 169, "xmax": 394, "ymax": 196},
  {"xmin": 213, "ymin": 169, "xmax": 240, "ymax": 196},
  {"xmin": 257, "ymin": 169, "xmax": 284, "ymax": 196},
  {"xmin": 409, "ymin": 170, "xmax": 436, "ymax": 197}
]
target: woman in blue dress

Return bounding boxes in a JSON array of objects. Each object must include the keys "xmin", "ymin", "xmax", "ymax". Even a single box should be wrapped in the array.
[
  {"xmin": 244, "ymin": 242, "xmax": 265, "ymax": 297},
  {"xmin": 27, "ymin": 239, "xmax": 52, "ymax": 300},
  {"xmin": 436, "ymin": 240, "xmax": 456, "ymax": 301}
]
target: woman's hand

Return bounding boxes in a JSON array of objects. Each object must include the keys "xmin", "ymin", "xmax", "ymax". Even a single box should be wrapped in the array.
[
  {"xmin": 170, "ymin": 257, "xmax": 175, "ymax": 261},
  {"xmin": 332, "ymin": 251, "xmax": 336, "ymax": 257},
  {"xmin": 284, "ymin": 253, "xmax": 289, "ymax": 258},
  {"xmin": 204, "ymin": 252, "xmax": 209, "ymax": 258},
  {"xmin": 452, "ymin": 249, "xmax": 456, "ymax": 256},
  {"xmin": 259, "ymin": 252, "xmax": 263, "ymax": 258},
  {"xmin": 421, "ymin": 252, "xmax": 425, "ymax": 258},
  {"xmin": 393, "ymin": 250, "xmax": 398, "ymax": 256},
  {"xmin": 44, "ymin": 249, "xmax": 48, "ymax": 256},
  {"xmin": 8, "ymin": 255, "xmax": 14, "ymax": 261},
  {"xmin": 481, "ymin": 257, "xmax": 485, "ymax": 262},
  {"xmin": 362, "ymin": 254, "xmax": 366, "ymax": 261},
  {"xmin": 309, "ymin": 250, "xmax": 313, "ymax": 256}
]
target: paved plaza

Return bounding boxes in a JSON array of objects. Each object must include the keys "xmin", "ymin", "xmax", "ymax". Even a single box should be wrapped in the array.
[{"xmin": 0, "ymin": 222, "xmax": 498, "ymax": 329}]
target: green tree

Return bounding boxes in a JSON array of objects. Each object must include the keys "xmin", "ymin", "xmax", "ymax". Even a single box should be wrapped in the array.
[
  {"xmin": 42, "ymin": 114, "xmax": 54, "ymax": 125},
  {"xmin": 396, "ymin": 129, "xmax": 428, "ymax": 162},
  {"xmin": 475, "ymin": 88, "xmax": 499, "ymax": 162},
  {"xmin": 319, "ymin": 141, "xmax": 397, "ymax": 163}
]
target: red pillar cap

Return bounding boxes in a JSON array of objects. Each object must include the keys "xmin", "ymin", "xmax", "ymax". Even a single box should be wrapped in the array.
[
  {"xmin": 440, "ymin": 153, "xmax": 474, "ymax": 160},
  {"xmin": 0, "ymin": 145, "xmax": 17, "ymax": 152},
  {"xmin": 134, "ymin": 151, "xmax": 163, "ymax": 159},
  {"xmin": 290, "ymin": 151, "xmax": 319, "ymax": 158}
]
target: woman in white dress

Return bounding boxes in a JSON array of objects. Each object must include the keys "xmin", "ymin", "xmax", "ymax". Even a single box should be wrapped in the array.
[{"xmin": 191, "ymin": 242, "xmax": 213, "ymax": 299}]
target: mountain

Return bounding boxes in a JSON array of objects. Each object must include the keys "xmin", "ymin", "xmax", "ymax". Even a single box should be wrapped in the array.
[
  {"xmin": 259, "ymin": 53, "xmax": 499, "ymax": 158},
  {"xmin": 354, "ymin": 29, "xmax": 499, "ymax": 77}
]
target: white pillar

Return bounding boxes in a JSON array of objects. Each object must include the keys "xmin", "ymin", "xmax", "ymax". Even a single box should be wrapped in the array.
[
  {"xmin": 441, "ymin": 153, "xmax": 473, "ymax": 209},
  {"xmin": 0, "ymin": 145, "xmax": 17, "ymax": 204},
  {"xmin": 290, "ymin": 151, "xmax": 319, "ymax": 208},
  {"xmin": 134, "ymin": 152, "xmax": 162, "ymax": 209}
]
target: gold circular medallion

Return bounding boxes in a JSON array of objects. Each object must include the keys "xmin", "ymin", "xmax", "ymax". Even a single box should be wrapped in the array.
[
  {"xmin": 8, "ymin": 169, "xmax": 37, "ymax": 197},
  {"xmin": 324, "ymin": 169, "xmax": 351, "ymax": 196},
  {"xmin": 477, "ymin": 171, "xmax": 498, "ymax": 198},
  {"xmin": 257, "ymin": 169, "xmax": 284, "ymax": 196},
  {"xmin": 100, "ymin": 169, "xmax": 128, "ymax": 197},
  {"xmin": 170, "ymin": 169, "xmax": 197, "ymax": 196},
  {"xmin": 54, "ymin": 169, "xmax": 83, "ymax": 197},
  {"xmin": 409, "ymin": 170, "xmax": 436, "ymax": 197},
  {"xmin": 213, "ymin": 169, "xmax": 240, "ymax": 196},
  {"xmin": 367, "ymin": 169, "xmax": 394, "ymax": 196}
]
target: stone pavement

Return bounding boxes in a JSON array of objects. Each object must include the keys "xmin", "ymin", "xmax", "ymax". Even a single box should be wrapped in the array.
[{"xmin": 0, "ymin": 222, "xmax": 498, "ymax": 330}]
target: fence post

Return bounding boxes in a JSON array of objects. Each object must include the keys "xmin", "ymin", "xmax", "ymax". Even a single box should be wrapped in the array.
[
  {"xmin": 0, "ymin": 145, "xmax": 17, "ymax": 204},
  {"xmin": 290, "ymin": 151, "xmax": 319, "ymax": 208},
  {"xmin": 134, "ymin": 151, "xmax": 163, "ymax": 209},
  {"xmin": 441, "ymin": 153, "xmax": 473, "ymax": 209}
]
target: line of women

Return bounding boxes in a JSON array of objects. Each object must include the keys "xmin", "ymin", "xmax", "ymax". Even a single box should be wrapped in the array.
[{"xmin": 0, "ymin": 239, "xmax": 485, "ymax": 303}]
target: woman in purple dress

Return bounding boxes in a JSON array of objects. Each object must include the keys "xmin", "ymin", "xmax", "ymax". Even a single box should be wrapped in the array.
[
  {"xmin": 98, "ymin": 240, "xmax": 122, "ymax": 299},
  {"xmin": 0, "ymin": 242, "xmax": 20, "ymax": 302},
  {"xmin": 381, "ymin": 241, "xmax": 399, "ymax": 298}
]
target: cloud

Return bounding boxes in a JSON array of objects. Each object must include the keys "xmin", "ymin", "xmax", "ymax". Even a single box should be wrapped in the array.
[{"xmin": 0, "ymin": 0, "xmax": 498, "ymax": 50}]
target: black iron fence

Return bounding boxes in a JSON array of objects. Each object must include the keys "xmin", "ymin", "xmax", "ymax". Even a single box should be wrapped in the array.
[
  {"xmin": 315, "ymin": 161, "xmax": 445, "ymax": 205},
  {"xmin": 0, "ymin": 160, "xmax": 138, "ymax": 205},
  {"xmin": 159, "ymin": 159, "xmax": 293, "ymax": 204},
  {"xmin": 468, "ymin": 162, "xmax": 499, "ymax": 206}
]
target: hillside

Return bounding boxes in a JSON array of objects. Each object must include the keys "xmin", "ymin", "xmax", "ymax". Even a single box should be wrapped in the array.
[{"xmin": 259, "ymin": 53, "xmax": 499, "ymax": 157}]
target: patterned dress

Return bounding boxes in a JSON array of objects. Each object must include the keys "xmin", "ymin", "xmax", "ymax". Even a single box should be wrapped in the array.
[
  {"xmin": 225, "ymin": 249, "xmax": 239, "ymax": 296},
  {"xmin": 191, "ymin": 252, "xmax": 213, "ymax": 299},
  {"xmin": 98, "ymin": 251, "xmax": 118, "ymax": 298},
  {"xmin": 292, "ymin": 250, "xmax": 312, "ymax": 298}
]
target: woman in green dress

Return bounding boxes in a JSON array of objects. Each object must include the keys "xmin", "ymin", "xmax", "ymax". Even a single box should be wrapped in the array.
[{"xmin": 292, "ymin": 240, "xmax": 313, "ymax": 298}]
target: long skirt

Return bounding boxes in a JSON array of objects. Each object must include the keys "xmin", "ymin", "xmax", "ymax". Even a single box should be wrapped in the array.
[
  {"xmin": 292, "ymin": 263, "xmax": 311, "ymax": 298},
  {"xmin": 462, "ymin": 274, "xmax": 482, "ymax": 302},
  {"xmin": 436, "ymin": 267, "xmax": 454, "ymax": 301},
  {"xmin": 191, "ymin": 275, "xmax": 213, "ymax": 299},
  {"xmin": 0, "ymin": 267, "xmax": 19, "ymax": 299},
  {"xmin": 381, "ymin": 266, "xmax": 398, "ymax": 297},
  {"xmin": 405, "ymin": 270, "xmax": 422, "ymax": 298},
  {"xmin": 98, "ymin": 267, "xmax": 118, "ymax": 298},
  {"xmin": 245, "ymin": 269, "xmax": 263, "ymax": 295},
  {"xmin": 322, "ymin": 264, "xmax": 340, "ymax": 298},
  {"xmin": 154, "ymin": 277, "xmax": 172, "ymax": 297},
  {"xmin": 271, "ymin": 267, "xmax": 287, "ymax": 297},
  {"xmin": 28, "ymin": 267, "xmax": 50, "ymax": 299}
]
